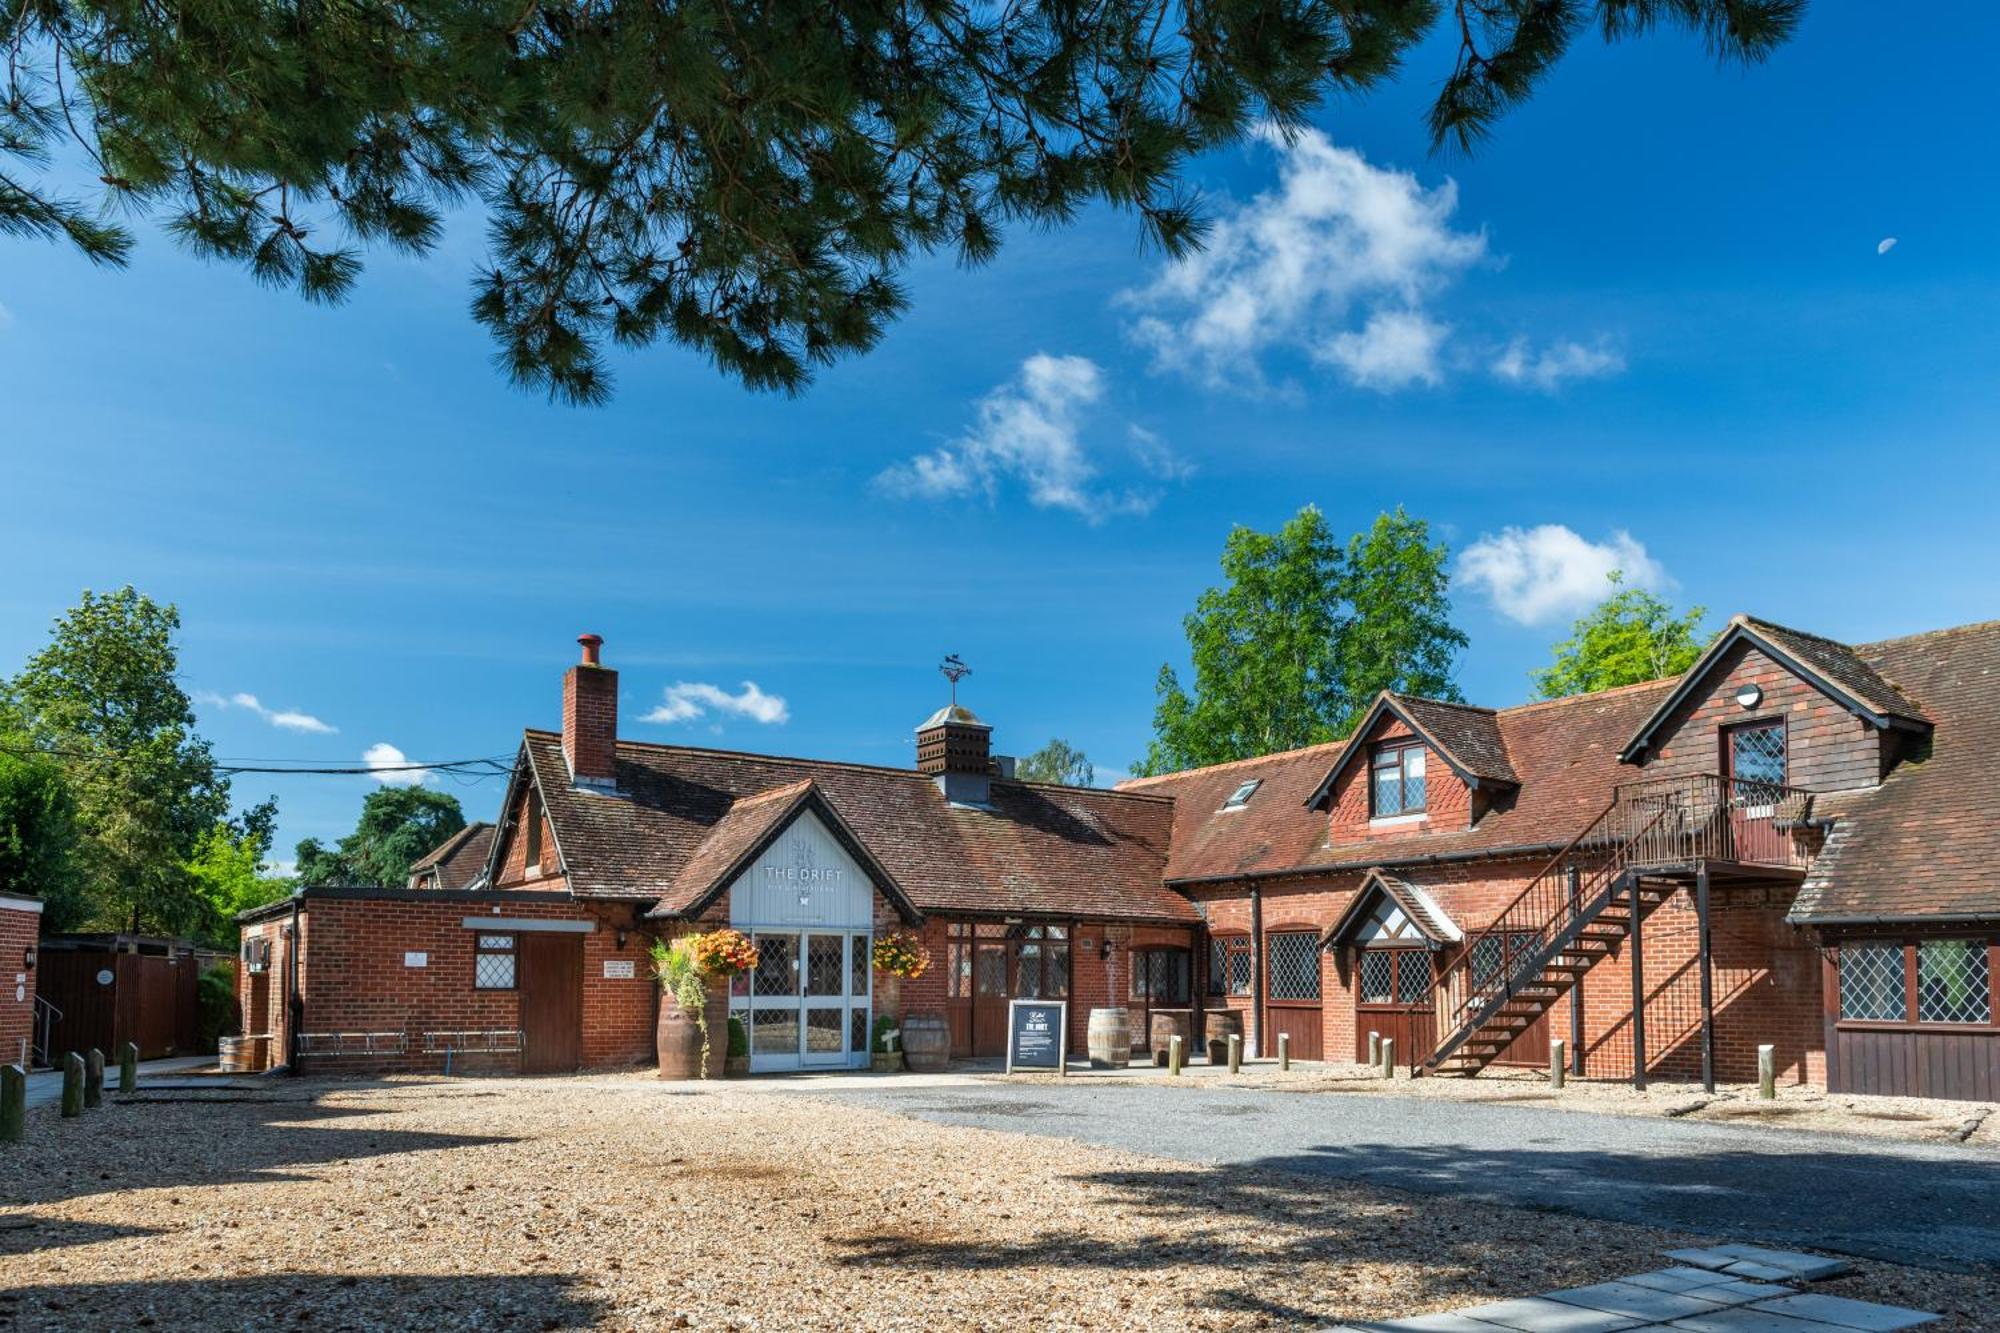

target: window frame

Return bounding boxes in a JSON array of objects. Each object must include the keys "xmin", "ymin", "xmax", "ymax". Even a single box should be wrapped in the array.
[
  {"xmin": 1835, "ymin": 936, "xmax": 2000, "ymax": 1031},
  {"xmin": 1721, "ymin": 717, "xmax": 1788, "ymax": 792},
  {"xmin": 1356, "ymin": 946, "xmax": 1432, "ymax": 1008},
  {"xmin": 1207, "ymin": 935, "xmax": 1254, "ymax": 998},
  {"xmin": 1369, "ymin": 740, "xmax": 1429, "ymax": 819},
  {"xmin": 473, "ymin": 933, "xmax": 518, "ymax": 991},
  {"xmin": 1264, "ymin": 930, "xmax": 1323, "ymax": 1003},
  {"xmin": 1221, "ymin": 778, "xmax": 1261, "ymax": 811}
]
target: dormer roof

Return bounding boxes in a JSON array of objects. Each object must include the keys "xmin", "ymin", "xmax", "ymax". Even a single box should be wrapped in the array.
[{"xmin": 1303, "ymin": 692, "xmax": 1518, "ymax": 810}]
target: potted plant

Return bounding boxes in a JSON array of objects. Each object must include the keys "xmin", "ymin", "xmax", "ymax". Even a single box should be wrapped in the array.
[
  {"xmin": 871, "ymin": 930, "xmax": 931, "ymax": 981},
  {"xmin": 725, "ymin": 1014, "xmax": 750, "ymax": 1077},
  {"xmin": 652, "ymin": 928, "xmax": 758, "ymax": 1080},
  {"xmin": 870, "ymin": 1015, "xmax": 903, "ymax": 1073}
]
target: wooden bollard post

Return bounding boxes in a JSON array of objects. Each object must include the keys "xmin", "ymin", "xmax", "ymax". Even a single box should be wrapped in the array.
[
  {"xmin": 0, "ymin": 1064, "xmax": 25, "ymax": 1142},
  {"xmin": 1550, "ymin": 1039, "xmax": 1567, "ymax": 1091},
  {"xmin": 84, "ymin": 1049, "xmax": 104, "ymax": 1109},
  {"xmin": 1758, "ymin": 1044, "xmax": 1776, "ymax": 1100},
  {"xmin": 1167, "ymin": 1034, "xmax": 1183, "ymax": 1076},
  {"xmin": 1227, "ymin": 1033, "xmax": 1242, "ymax": 1074},
  {"xmin": 1278, "ymin": 1032, "xmax": 1291, "ymax": 1072},
  {"xmin": 61, "ymin": 1053, "xmax": 84, "ymax": 1118},
  {"xmin": 1380, "ymin": 1036, "xmax": 1396, "ymax": 1078},
  {"xmin": 1367, "ymin": 1031, "xmax": 1380, "ymax": 1067},
  {"xmin": 119, "ymin": 1043, "xmax": 138, "ymax": 1094}
]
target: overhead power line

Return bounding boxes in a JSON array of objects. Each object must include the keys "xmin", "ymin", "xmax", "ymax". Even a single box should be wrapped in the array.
[{"xmin": 0, "ymin": 742, "xmax": 516, "ymax": 780}]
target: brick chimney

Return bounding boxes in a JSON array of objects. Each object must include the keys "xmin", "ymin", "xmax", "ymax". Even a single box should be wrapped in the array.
[
  {"xmin": 563, "ymin": 633, "xmax": 618, "ymax": 791},
  {"xmin": 916, "ymin": 704, "xmax": 992, "ymax": 806}
]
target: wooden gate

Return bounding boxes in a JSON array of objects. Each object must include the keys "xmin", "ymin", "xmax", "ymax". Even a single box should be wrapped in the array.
[
  {"xmin": 519, "ymin": 934, "xmax": 583, "ymax": 1074},
  {"xmin": 38, "ymin": 946, "xmax": 199, "ymax": 1060}
]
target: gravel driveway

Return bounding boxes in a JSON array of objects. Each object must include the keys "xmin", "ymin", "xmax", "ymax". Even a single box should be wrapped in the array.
[{"xmin": 816, "ymin": 1078, "xmax": 2000, "ymax": 1271}]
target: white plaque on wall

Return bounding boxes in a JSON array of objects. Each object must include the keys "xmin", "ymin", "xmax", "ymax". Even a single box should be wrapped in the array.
[
  {"xmin": 404, "ymin": 951, "xmax": 428, "ymax": 968},
  {"xmin": 603, "ymin": 959, "xmax": 636, "ymax": 979}
]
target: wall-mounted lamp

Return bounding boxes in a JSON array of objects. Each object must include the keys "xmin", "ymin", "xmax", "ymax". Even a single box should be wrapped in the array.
[
  {"xmin": 1100, "ymin": 939, "xmax": 1114, "ymax": 961},
  {"xmin": 614, "ymin": 928, "xmax": 629, "ymax": 950},
  {"xmin": 22, "ymin": 945, "xmax": 35, "ymax": 970}
]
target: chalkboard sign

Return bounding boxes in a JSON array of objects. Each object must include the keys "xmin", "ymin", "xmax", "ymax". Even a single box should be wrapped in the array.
[{"xmin": 1006, "ymin": 999, "xmax": 1068, "ymax": 1075}]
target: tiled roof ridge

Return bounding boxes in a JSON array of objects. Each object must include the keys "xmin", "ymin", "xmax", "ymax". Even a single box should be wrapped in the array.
[
  {"xmin": 410, "ymin": 820, "xmax": 490, "ymax": 871},
  {"xmin": 1115, "ymin": 738, "xmax": 1350, "ymax": 788},
  {"xmin": 1390, "ymin": 692, "xmax": 1497, "ymax": 716},
  {"xmin": 1493, "ymin": 675, "xmax": 1680, "ymax": 716},
  {"xmin": 1853, "ymin": 617, "xmax": 2000, "ymax": 653},
  {"xmin": 1731, "ymin": 612, "xmax": 1859, "ymax": 649},
  {"xmin": 520, "ymin": 729, "xmax": 1172, "ymax": 805}
]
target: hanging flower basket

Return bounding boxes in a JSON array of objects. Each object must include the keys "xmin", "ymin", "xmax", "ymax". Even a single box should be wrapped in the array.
[{"xmin": 872, "ymin": 930, "xmax": 931, "ymax": 980}]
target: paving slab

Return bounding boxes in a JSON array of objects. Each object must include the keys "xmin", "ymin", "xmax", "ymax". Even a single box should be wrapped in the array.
[
  {"xmin": 1626, "ymin": 1269, "xmax": 1743, "ymax": 1294},
  {"xmin": 1745, "ymin": 1294, "xmax": 1938, "ymax": 1330},
  {"xmin": 1354, "ymin": 1315, "xmax": 1514, "ymax": 1332},
  {"xmin": 1544, "ymin": 1281, "xmax": 1734, "ymax": 1322},
  {"xmin": 1665, "ymin": 1309, "xmax": 1847, "ymax": 1331},
  {"xmin": 1722, "ymin": 1262, "xmax": 1805, "ymax": 1282},
  {"xmin": 1685, "ymin": 1281, "xmax": 1795, "ymax": 1307},
  {"xmin": 1662, "ymin": 1249, "xmax": 1739, "ymax": 1272},
  {"xmin": 1453, "ymin": 1294, "xmax": 1646, "ymax": 1332},
  {"xmin": 1709, "ymin": 1247, "xmax": 1854, "ymax": 1281}
]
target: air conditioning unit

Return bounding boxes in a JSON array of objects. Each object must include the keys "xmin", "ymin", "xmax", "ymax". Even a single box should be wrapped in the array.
[{"xmin": 243, "ymin": 938, "xmax": 272, "ymax": 974}]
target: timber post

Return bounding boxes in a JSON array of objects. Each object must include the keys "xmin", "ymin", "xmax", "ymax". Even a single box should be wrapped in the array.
[
  {"xmin": 61, "ymin": 1053, "xmax": 84, "ymax": 1118},
  {"xmin": 84, "ymin": 1048, "xmax": 104, "ymax": 1109},
  {"xmin": 119, "ymin": 1042, "xmax": 138, "ymax": 1095},
  {"xmin": 0, "ymin": 1064, "xmax": 24, "ymax": 1142}
]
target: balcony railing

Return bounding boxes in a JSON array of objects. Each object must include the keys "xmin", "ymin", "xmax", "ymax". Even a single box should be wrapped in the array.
[{"xmin": 1613, "ymin": 771, "xmax": 1816, "ymax": 872}]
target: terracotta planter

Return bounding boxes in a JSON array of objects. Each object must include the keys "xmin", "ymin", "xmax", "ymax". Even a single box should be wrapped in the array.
[{"xmin": 657, "ymin": 987, "xmax": 730, "ymax": 1080}]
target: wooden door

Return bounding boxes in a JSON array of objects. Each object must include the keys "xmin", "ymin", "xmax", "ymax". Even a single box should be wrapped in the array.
[
  {"xmin": 519, "ymin": 934, "xmax": 584, "ymax": 1074},
  {"xmin": 972, "ymin": 941, "xmax": 1009, "ymax": 1056},
  {"xmin": 1354, "ymin": 947, "xmax": 1432, "ymax": 1066},
  {"xmin": 1130, "ymin": 949, "xmax": 1192, "ymax": 1052}
]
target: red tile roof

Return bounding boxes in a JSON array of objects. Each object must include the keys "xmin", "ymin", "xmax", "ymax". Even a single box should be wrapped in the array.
[
  {"xmin": 517, "ymin": 731, "xmax": 1191, "ymax": 923},
  {"xmin": 408, "ymin": 822, "xmax": 494, "ymax": 890},
  {"xmin": 1791, "ymin": 620, "xmax": 2000, "ymax": 924},
  {"xmin": 1121, "ymin": 679, "xmax": 1677, "ymax": 884}
]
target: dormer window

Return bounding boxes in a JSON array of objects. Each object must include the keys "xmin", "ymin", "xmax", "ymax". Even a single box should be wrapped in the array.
[
  {"xmin": 1370, "ymin": 741, "xmax": 1427, "ymax": 818},
  {"xmin": 1222, "ymin": 778, "xmax": 1261, "ymax": 811}
]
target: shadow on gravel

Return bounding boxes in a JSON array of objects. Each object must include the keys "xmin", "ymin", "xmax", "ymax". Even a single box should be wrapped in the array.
[
  {"xmin": 0, "ymin": 1272, "xmax": 602, "ymax": 1331},
  {"xmin": 0, "ymin": 1215, "xmax": 161, "ymax": 1255},
  {"xmin": 16, "ymin": 1094, "xmax": 520, "ymax": 1208}
]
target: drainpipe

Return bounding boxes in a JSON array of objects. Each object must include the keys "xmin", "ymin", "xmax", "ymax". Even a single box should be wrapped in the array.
[
  {"xmin": 285, "ymin": 897, "xmax": 303, "ymax": 1077},
  {"xmin": 1249, "ymin": 883, "xmax": 1264, "ymax": 1059}
]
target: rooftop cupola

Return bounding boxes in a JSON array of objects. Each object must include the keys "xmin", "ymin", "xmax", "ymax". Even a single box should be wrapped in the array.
[{"xmin": 917, "ymin": 655, "xmax": 992, "ymax": 806}]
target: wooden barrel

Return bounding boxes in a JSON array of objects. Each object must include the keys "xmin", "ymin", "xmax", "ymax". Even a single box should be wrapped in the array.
[
  {"xmin": 656, "ymin": 991, "xmax": 729, "ymax": 1080},
  {"xmin": 218, "ymin": 1036, "xmax": 250, "ymax": 1074},
  {"xmin": 1204, "ymin": 1008, "xmax": 1244, "ymax": 1065},
  {"xmin": 1147, "ymin": 1009, "xmax": 1194, "ymax": 1067},
  {"xmin": 1086, "ymin": 1008, "xmax": 1133, "ymax": 1069},
  {"xmin": 902, "ymin": 1013, "xmax": 951, "ymax": 1072}
]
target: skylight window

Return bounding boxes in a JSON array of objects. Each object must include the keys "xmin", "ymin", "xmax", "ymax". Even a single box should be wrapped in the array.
[{"xmin": 1222, "ymin": 779, "xmax": 1261, "ymax": 810}]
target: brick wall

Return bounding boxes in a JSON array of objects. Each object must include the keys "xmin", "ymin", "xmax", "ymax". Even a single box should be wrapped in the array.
[
  {"xmin": 0, "ymin": 901, "xmax": 41, "ymax": 1067},
  {"xmin": 1188, "ymin": 862, "xmax": 1826, "ymax": 1086},
  {"xmin": 1641, "ymin": 641, "xmax": 1886, "ymax": 792},
  {"xmin": 493, "ymin": 781, "xmax": 565, "ymax": 891},
  {"xmin": 1324, "ymin": 715, "xmax": 1475, "ymax": 839}
]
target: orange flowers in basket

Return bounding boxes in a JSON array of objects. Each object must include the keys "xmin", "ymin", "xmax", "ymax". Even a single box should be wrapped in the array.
[
  {"xmin": 688, "ymin": 928, "xmax": 760, "ymax": 978},
  {"xmin": 871, "ymin": 930, "xmax": 931, "ymax": 980}
]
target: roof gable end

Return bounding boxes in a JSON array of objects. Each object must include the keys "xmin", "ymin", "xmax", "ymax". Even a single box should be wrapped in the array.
[{"xmin": 1305, "ymin": 692, "xmax": 1517, "ymax": 810}]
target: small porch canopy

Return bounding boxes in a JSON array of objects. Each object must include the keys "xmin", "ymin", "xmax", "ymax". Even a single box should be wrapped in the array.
[{"xmin": 1320, "ymin": 868, "xmax": 1465, "ymax": 955}]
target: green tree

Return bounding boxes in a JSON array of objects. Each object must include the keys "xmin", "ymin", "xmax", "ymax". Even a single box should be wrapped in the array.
[
  {"xmin": 0, "ymin": 723, "xmax": 87, "ymax": 928},
  {"xmin": 1533, "ymin": 574, "xmax": 1708, "ymax": 699},
  {"xmin": 1338, "ymin": 508, "xmax": 1467, "ymax": 709},
  {"xmin": 1134, "ymin": 505, "xmax": 1469, "ymax": 776},
  {"xmin": 299, "ymin": 787, "xmax": 467, "ymax": 889},
  {"xmin": 2, "ymin": 2, "xmax": 1801, "ymax": 403},
  {"xmin": 1016, "ymin": 738, "xmax": 1094, "ymax": 787},
  {"xmin": 186, "ymin": 823, "xmax": 293, "ymax": 943},
  {"xmin": 7, "ymin": 588, "xmax": 231, "ymax": 934}
]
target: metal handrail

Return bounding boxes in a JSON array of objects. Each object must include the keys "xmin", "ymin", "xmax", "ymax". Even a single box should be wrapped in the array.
[
  {"xmin": 31, "ymin": 995, "xmax": 62, "ymax": 1067},
  {"xmin": 1420, "ymin": 772, "xmax": 1813, "ymax": 1070}
]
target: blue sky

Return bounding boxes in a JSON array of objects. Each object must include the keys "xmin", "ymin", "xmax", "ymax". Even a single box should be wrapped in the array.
[{"xmin": 3, "ymin": 8, "xmax": 1996, "ymax": 863}]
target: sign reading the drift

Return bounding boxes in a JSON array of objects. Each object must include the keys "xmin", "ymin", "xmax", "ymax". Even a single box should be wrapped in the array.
[{"xmin": 1006, "ymin": 999, "xmax": 1068, "ymax": 1075}]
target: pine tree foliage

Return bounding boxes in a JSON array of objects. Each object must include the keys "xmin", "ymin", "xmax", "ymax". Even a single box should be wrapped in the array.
[
  {"xmin": 3, "ymin": 1, "xmax": 1800, "ymax": 402},
  {"xmin": 1133, "ymin": 504, "xmax": 1468, "ymax": 776}
]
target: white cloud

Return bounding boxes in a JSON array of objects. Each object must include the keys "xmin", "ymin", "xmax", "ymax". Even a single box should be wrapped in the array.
[
  {"xmin": 1121, "ymin": 125, "xmax": 1487, "ymax": 393},
  {"xmin": 1456, "ymin": 525, "xmax": 1670, "ymax": 625},
  {"xmin": 1322, "ymin": 309, "xmax": 1451, "ymax": 390},
  {"xmin": 363, "ymin": 741, "xmax": 428, "ymax": 786},
  {"xmin": 196, "ymin": 690, "xmax": 338, "ymax": 734},
  {"xmin": 1876, "ymin": 237, "xmax": 1897, "ymax": 255},
  {"xmin": 262, "ymin": 858, "xmax": 298, "ymax": 879},
  {"xmin": 642, "ymin": 681, "xmax": 790, "ymax": 727},
  {"xmin": 1491, "ymin": 337, "xmax": 1626, "ymax": 392},
  {"xmin": 874, "ymin": 354, "xmax": 1166, "ymax": 522}
]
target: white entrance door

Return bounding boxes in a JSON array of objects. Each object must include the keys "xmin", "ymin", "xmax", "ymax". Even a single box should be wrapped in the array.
[{"xmin": 741, "ymin": 930, "xmax": 871, "ymax": 1072}]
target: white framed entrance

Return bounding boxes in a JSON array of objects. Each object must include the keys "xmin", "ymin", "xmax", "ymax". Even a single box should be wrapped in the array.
[
  {"xmin": 732, "ymin": 930, "xmax": 872, "ymax": 1072},
  {"xmin": 724, "ymin": 807, "xmax": 879, "ymax": 1073}
]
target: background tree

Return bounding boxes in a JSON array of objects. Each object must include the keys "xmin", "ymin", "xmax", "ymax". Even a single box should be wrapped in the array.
[
  {"xmin": 297, "ymin": 787, "xmax": 467, "ymax": 889},
  {"xmin": 7, "ymin": 588, "xmax": 232, "ymax": 934},
  {"xmin": 186, "ymin": 822, "xmax": 293, "ymax": 944},
  {"xmin": 1016, "ymin": 739, "xmax": 1094, "ymax": 787},
  {"xmin": 1533, "ymin": 574, "xmax": 1708, "ymax": 699},
  {"xmin": 2, "ymin": 2, "xmax": 1801, "ymax": 403},
  {"xmin": 1134, "ymin": 505, "xmax": 1468, "ymax": 775},
  {"xmin": 0, "ymin": 720, "xmax": 86, "ymax": 928}
]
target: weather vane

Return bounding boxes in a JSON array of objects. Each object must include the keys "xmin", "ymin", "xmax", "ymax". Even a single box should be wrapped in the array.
[{"xmin": 939, "ymin": 654, "xmax": 971, "ymax": 706}]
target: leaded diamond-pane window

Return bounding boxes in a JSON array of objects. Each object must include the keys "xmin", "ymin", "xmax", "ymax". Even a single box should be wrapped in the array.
[
  {"xmin": 1918, "ymin": 940, "xmax": 1990, "ymax": 1025},
  {"xmin": 1729, "ymin": 721, "xmax": 1787, "ymax": 794},
  {"xmin": 1226, "ymin": 946, "xmax": 1251, "ymax": 996},
  {"xmin": 1360, "ymin": 951, "xmax": 1394, "ymax": 1004},
  {"xmin": 1266, "ymin": 932, "xmax": 1321, "ymax": 1000},
  {"xmin": 1396, "ymin": 952, "xmax": 1431, "ymax": 1005},
  {"xmin": 806, "ymin": 935, "xmax": 844, "ymax": 997},
  {"xmin": 474, "ymin": 934, "xmax": 515, "ymax": 989},
  {"xmin": 851, "ymin": 934, "xmax": 870, "ymax": 997},
  {"xmin": 1839, "ymin": 942, "xmax": 1906, "ymax": 1021},
  {"xmin": 1469, "ymin": 937, "xmax": 1504, "ymax": 990}
]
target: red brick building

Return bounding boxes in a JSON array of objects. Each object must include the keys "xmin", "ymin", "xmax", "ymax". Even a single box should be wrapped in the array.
[
  {"xmin": 241, "ymin": 618, "xmax": 2000, "ymax": 1101},
  {"xmin": 0, "ymin": 894, "xmax": 43, "ymax": 1068}
]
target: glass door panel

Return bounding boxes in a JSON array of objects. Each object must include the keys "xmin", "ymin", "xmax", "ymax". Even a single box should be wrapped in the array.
[{"xmin": 801, "ymin": 933, "xmax": 849, "ymax": 1067}]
